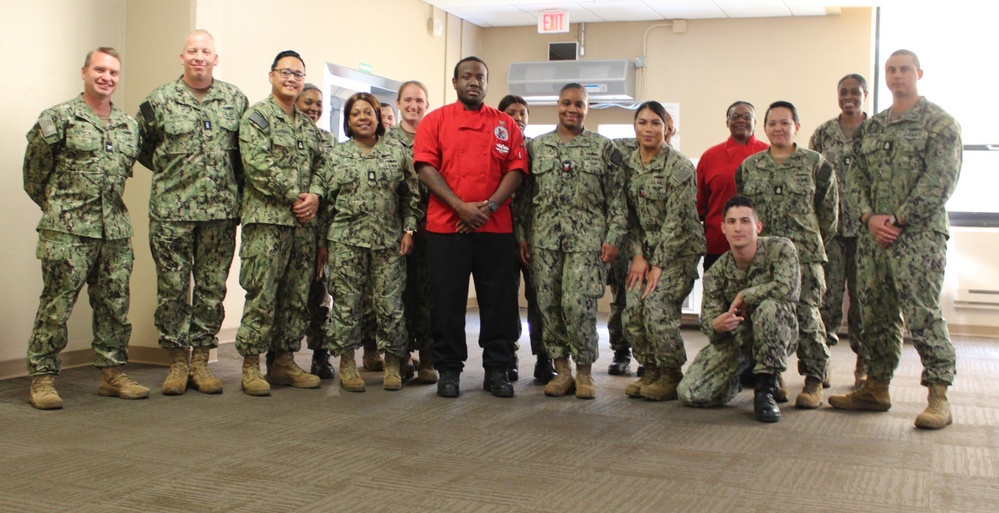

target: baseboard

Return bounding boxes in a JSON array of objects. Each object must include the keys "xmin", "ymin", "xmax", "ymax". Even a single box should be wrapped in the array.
[{"xmin": 0, "ymin": 343, "xmax": 225, "ymax": 381}]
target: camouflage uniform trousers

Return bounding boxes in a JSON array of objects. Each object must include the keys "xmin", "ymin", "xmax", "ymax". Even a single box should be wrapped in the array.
[
  {"xmin": 305, "ymin": 267, "xmax": 330, "ymax": 351},
  {"xmin": 327, "ymin": 242, "xmax": 408, "ymax": 358},
  {"xmin": 791, "ymin": 262, "xmax": 831, "ymax": 380},
  {"xmin": 857, "ymin": 230, "xmax": 956, "ymax": 386},
  {"xmin": 820, "ymin": 235, "xmax": 865, "ymax": 360},
  {"xmin": 678, "ymin": 299, "xmax": 798, "ymax": 407},
  {"xmin": 235, "ymin": 223, "xmax": 315, "ymax": 356},
  {"xmin": 518, "ymin": 258, "xmax": 545, "ymax": 355},
  {"xmin": 623, "ymin": 258, "xmax": 697, "ymax": 370},
  {"xmin": 530, "ymin": 248, "xmax": 607, "ymax": 365},
  {"xmin": 607, "ymin": 254, "xmax": 630, "ymax": 353},
  {"xmin": 403, "ymin": 234, "xmax": 433, "ymax": 355},
  {"xmin": 149, "ymin": 218, "xmax": 237, "ymax": 350},
  {"xmin": 27, "ymin": 230, "xmax": 133, "ymax": 375}
]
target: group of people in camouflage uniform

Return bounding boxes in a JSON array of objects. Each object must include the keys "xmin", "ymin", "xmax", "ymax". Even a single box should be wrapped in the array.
[{"xmin": 22, "ymin": 33, "xmax": 960, "ymax": 430}]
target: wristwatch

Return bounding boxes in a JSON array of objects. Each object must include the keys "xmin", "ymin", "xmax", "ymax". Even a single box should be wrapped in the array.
[
  {"xmin": 403, "ymin": 227, "xmax": 415, "ymax": 236},
  {"xmin": 888, "ymin": 215, "xmax": 903, "ymax": 228},
  {"xmin": 487, "ymin": 200, "xmax": 499, "ymax": 213}
]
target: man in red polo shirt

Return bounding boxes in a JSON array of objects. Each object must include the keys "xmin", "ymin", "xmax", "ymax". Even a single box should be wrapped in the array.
[
  {"xmin": 696, "ymin": 101, "xmax": 769, "ymax": 270},
  {"xmin": 414, "ymin": 56, "xmax": 528, "ymax": 399}
]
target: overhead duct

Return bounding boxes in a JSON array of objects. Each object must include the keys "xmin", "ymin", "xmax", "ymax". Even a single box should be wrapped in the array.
[{"xmin": 507, "ymin": 59, "xmax": 636, "ymax": 105}]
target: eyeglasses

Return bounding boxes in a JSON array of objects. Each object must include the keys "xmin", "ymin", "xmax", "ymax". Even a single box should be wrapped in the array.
[
  {"xmin": 728, "ymin": 112, "xmax": 755, "ymax": 122},
  {"xmin": 273, "ymin": 68, "xmax": 306, "ymax": 80}
]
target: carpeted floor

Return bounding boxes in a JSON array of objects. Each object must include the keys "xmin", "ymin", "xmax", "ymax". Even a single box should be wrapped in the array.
[{"xmin": 1, "ymin": 313, "xmax": 997, "ymax": 513}]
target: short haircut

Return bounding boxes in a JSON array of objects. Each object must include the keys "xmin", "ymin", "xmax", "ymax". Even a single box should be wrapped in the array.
[
  {"xmin": 726, "ymin": 101, "xmax": 754, "ymax": 118},
  {"xmin": 497, "ymin": 94, "xmax": 529, "ymax": 113},
  {"xmin": 397, "ymin": 80, "xmax": 429, "ymax": 102},
  {"xmin": 634, "ymin": 101, "xmax": 674, "ymax": 130},
  {"xmin": 889, "ymin": 49, "xmax": 921, "ymax": 71},
  {"xmin": 560, "ymin": 82, "xmax": 586, "ymax": 97},
  {"xmin": 343, "ymin": 92, "xmax": 386, "ymax": 139},
  {"xmin": 380, "ymin": 102, "xmax": 392, "ymax": 108},
  {"xmin": 299, "ymin": 83, "xmax": 320, "ymax": 96},
  {"xmin": 183, "ymin": 29, "xmax": 214, "ymax": 47},
  {"xmin": 83, "ymin": 47, "xmax": 121, "ymax": 68},
  {"xmin": 838, "ymin": 73, "xmax": 868, "ymax": 92},
  {"xmin": 271, "ymin": 50, "xmax": 305, "ymax": 71},
  {"xmin": 723, "ymin": 195, "xmax": 758, "ymax": 219},
  {"xmin": 765, "ymin": 100, "xmax": 799, "ymax": 124},
  {"xmin": 453, "ymin": 56, "xmax": 488, "ymax": 79}
]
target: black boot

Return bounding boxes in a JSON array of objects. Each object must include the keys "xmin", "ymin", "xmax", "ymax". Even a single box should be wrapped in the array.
[
  {"xmin": 608, "ymin": 347, "xmax": 632, "ymax": 376},
  {"xmin": 739, "ymin": 363, "xmax": 757, "ymax": 387},
  {"xmin": 310, "ymin": 348, "xmax": 335, "ymax": 380},
  {"xmin": 437, "ymin": 370, "xmax": 460, "ymax": 398},
  {"xmin": 533, "ymin": 352, "xmax": 556, "ymax": 384},
  {"xmin": 754, "ymin": 373, "xmax": 781, "ymax": 423},
  {"xmin": 483, "ymin": 369, "xmax": 514, "ymax": 398},
  {"xmin": 265, "ymin": 350, "xmax": 276, "ymax": 375},
  {"xmin": 508, "ymin": 350, "xmax": 519, "ymax": 382}
]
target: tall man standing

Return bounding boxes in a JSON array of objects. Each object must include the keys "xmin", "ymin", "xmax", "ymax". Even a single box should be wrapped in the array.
[
  {"xmin": 137, "ymin": 30, "xmax": 248, "ymax": 396},
  {"xmin": 697, "ymin": 101, "xmax": 770, "ymax": 271},
  {"xmin": 414, "ymin": 56, "xmax": 528, "ymax": 399},
  {"xmin": 829, "ymin": 49, "xmax": 962, "ymax": 430},
  {"xmin": 235, "ymin": 50, "xmax": 325, "ymax": 396},
  {"xmin": 23, "ymin": 47, "xmax": 149, "ymax": 409}
]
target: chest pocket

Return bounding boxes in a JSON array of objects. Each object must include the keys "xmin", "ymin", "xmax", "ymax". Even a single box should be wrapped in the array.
[
  {"xmin": 580, "ymin": 156, "xmax": 605, "ymax": 176},
  {"xmin": 272, "ymin": 130, "xmax": 299, "ymax": 162},
  {"xmin": 373, "ymin": 159, "xmax": 404, "ymax": 187},
  {"xmin": 786, "ymin": 171, "xmax": 815, "ymax": 196},
  {"xmin": 895, "ymin": 132, "xmax": 927, "ymax": 170},
  {"xmin": 739, "ymin": 169, "xmax": 768, "ymax": 196},
  {"xmin": 162, "ymin": 115, "xmax": 198, "ymax": 155},
  {"xmin": 217, "ymin": 109, "xmax": 240, "ymax": 151},
  {"xmin": 65, "ymin": 123, "xmax": 101, "ymax": 154}
]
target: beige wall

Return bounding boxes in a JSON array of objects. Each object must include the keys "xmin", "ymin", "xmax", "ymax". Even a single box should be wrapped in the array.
[
  {"xmin": 0, "ymin": 1, "xmax": 128, "ymax": 373},
  {"xmin": 480, "ymin": 8, "xmax": 876, "ymax": 158},
  {"xmin": 0, "ymin": 0, "xmax": 474, "ymax": 378},
  {"xmin": 1, "ymin": 3, "xmax": 994, "ymax": 378}
]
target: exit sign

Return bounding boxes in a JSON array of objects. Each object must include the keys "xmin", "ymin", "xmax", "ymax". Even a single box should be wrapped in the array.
[{"xmin": 538, "ymin": 10, "xmax": 569, "ymax": 34}]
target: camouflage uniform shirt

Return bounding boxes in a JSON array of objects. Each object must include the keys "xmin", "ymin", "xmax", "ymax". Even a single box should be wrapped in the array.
[
  {"xmin": 700, "ymin": 236, "xmax": 801, "ymax": 344},
  {"xmin": 809, "ymin": 116, "xmax": 866, "ymax": 237},
  {"xmin": 850, "ymin": 98, "xmax": 961, "ymax": 235},
  {"xmin": 384, "ymin": 125, "xmax": 427, "ymax": 228},
  {"xmin": 136, "ymin": 77, "xmax": 247, "ymax": 221},
  {"xmin": 23, "ymin": 95, "xmax": 138, "ymax": 240},
  {"xmin": 736, "ymin": 145, "xmax": 838, "ymax": 263},
  {"xmin": 239, "ymin": 96, "xmax": 327, "ymax": 226},
  {"xmin": 624, "ymin": 145, "xmax": 705, "ymax": 266},
  {"xmin": 314, "ymin": 138, "xmax": 420, "ymax": 249},
  {"xmin": 524, "ymin": 129, "xmax": 627, "ymax": 252}
]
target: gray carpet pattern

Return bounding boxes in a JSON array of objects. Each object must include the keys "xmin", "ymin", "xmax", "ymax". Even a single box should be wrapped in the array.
[{"xmin": 1, "ymin": 315, "xmax": 997, "ymax": 513}]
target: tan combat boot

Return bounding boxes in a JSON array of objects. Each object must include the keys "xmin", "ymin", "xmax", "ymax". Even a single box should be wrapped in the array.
[
  {"xmin": 575, "ymin": 364, "xmax": 596, "ymax": 399},
  {"xmin": 384, "ymin": 353, "xmax": 403, "ymax": 391},
  {"xmin": 774, "ymin": 373, "xmax": 789, "ymax": 403},
  {"xmin": 162, "ymin": 348, "xmax": 189, "ymax": 396},
  {"xmin": 362, "ymin": 346, "xmax": 384, "ymax": 371},
  {"xmin": 189, "ymin": 347, "xmax": 223, "ymax": 394},
  {"xmin": 641, "ymin": 367, "xmax": 683, "ymax": 401},
  {"xmin": 417, "ymin": 349, "xmax": 438, "ymax": 384},
  {"xmin": 544, "ymin": 357, "xmax": 575, "ymax": 397},
  {"xmin": 99, "ymin": 367, "xmax": 150, "ymax": 399},
  {"xmin": 795, "ymin": 375, "xmax": 824, "ymax": 409},
  {"xmin": 241, "ymin": 355, "xmax": 270, "ymax": 396},
  {"xmin": 339, "ymin": 349, "xmax": 366, "ymax": 392},
  {"xmin": 915, "ymin": 383, "xmax": 953, "ymax": 429},
  {"xmin": 29, "ymin": 375, "xmax": 63, "ymax": 410},
  {"xmin": 828, "ymin": 378, "xmax": 891, "ymax": 411},
  {"xmin": 269, "ymin": 351, "xmax": 321, "ymax": 389},
  {"xmin": 626, "ymin": 365, "xmax": 659, "ymax": 398}
]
